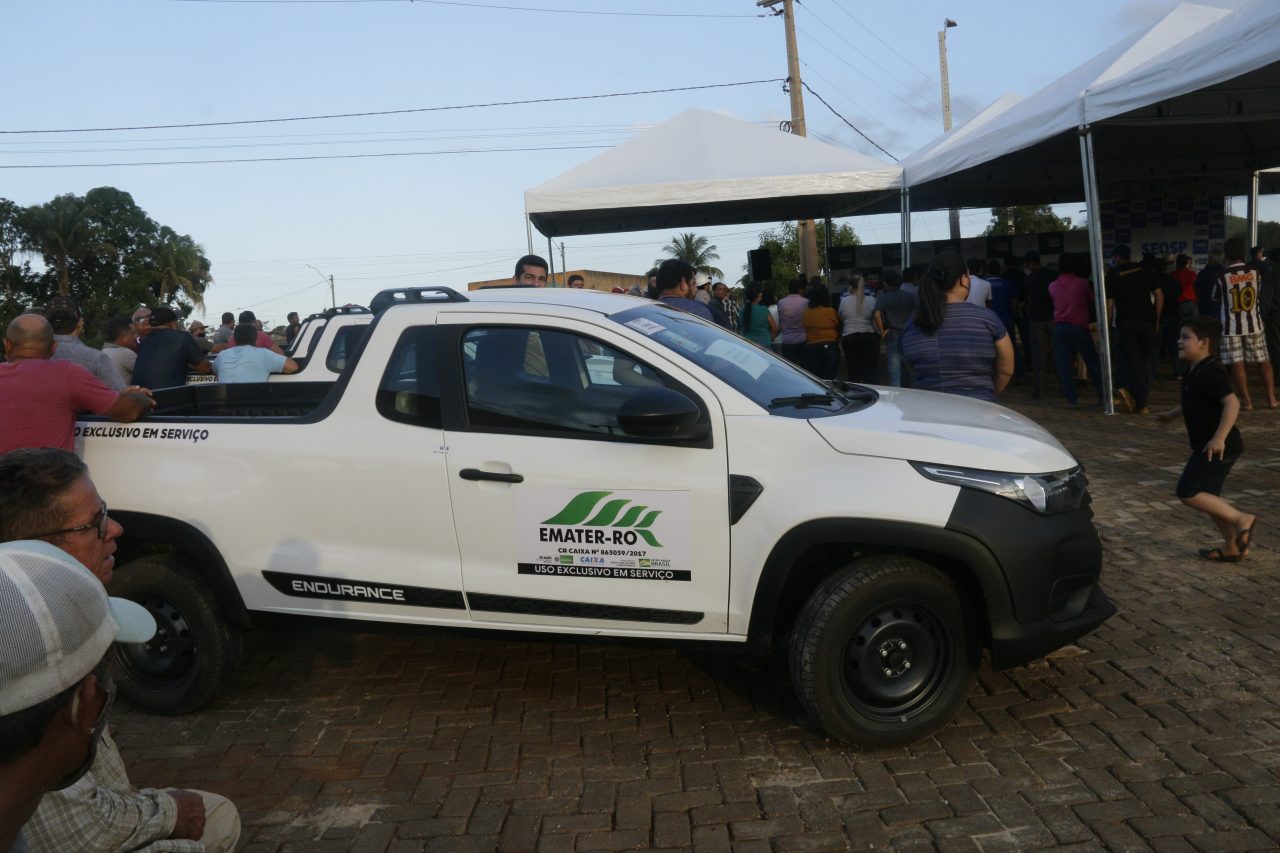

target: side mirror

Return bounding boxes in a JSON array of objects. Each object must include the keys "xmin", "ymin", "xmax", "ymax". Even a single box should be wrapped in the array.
[{"xmin": 617, "ymin": 388, "xmax": 708, "ymax": 440}]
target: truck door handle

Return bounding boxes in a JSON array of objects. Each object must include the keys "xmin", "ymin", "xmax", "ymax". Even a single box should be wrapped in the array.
[{"xmin": 459, "ymin": 468, "xmax": 524, "ymax": 484}]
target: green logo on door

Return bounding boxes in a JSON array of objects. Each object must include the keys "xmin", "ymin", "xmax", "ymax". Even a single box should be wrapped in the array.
[{"xmin": 542, "ymin": 491, "xmax": 664, "ymax": 547}]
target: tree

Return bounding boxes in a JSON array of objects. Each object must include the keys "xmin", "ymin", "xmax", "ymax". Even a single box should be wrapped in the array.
[
  {"xmin": 982, "ymin": 205, "xmax": 1074, "ymax": 236},
  {"xmin": 146, "ymin": 227, "xmax": 211, "ymax": 308},
  {"xmin": 4, "ymin": 188, "xmax": 213, "ymax": 345},
  {"xmin": 17, "ymin": 193, "xmax": 105, "ymax": 296},
  {"xmin": 657, "ymin": 232, "xmax": 724, "ymax": 280},
  {"xmin": 1225, "ymin": 215, "xmax": 1280, "ymax": 250},
  {"xmin": 0, "ymin": 199, "xmax": 24, "ymax": 299},
  {"xmin": 753, "ymin": 221, "xmax": 860, "ymax": 294}
]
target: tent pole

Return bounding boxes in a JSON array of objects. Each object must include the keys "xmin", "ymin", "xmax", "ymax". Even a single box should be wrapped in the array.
[
  {"xmin": 1247, "ymin": 171, "xmax": 1260, "ymax": 249},
  {"xmin": 547, "ymin": 236, "xmax": 556, "ymax": 287},
  {"xmin": 526, "ymin": 210, "xmax": 534, "ymax": 255},
  {"xmin": 1079, "ymin": 127, "xmax": 1115, "ymax": 415},
  {"xmin": 824, "ymin": 217, "xmax": 833, "ymax": 279},
  {"xmin": 901, "ymin": 186, "xmax": 912, "ymax": 268}
]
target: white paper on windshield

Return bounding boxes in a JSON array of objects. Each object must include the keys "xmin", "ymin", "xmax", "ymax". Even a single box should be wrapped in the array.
[
  {"xmin": 705, "ymin": 339, "xmax": 769, "ymax": 380},
  {"xmin": 625, "ymin": 318, "xmax": 665, "ymax": 336}
]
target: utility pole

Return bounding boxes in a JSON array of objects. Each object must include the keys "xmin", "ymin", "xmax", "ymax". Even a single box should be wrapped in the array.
[
  {"xmin": 759, "ymin": 0, "xmax": 820, "ymax": 278},
  {"xmin": 306, "ymin": 264, "xmax": 336, "ymax": 309},
  {"xmin": 939, "ymin": 18, "xmax": 961, "ymax": 242},
  {"xmin": 559, "ymin": 241, "xmax": 567, "ymax": 280}
]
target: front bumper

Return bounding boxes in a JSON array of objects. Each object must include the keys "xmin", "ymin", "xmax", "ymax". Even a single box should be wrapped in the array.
[{"xmin": 945, "ymin": 488, "xmax": 1116, "ymax": 669}]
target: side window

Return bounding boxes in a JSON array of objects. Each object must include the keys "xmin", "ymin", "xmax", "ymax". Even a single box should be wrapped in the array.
[
  {"xmin": 376, "ymin": 326, "xmax": 442, "ymax": 429},
  {"xmin": 326, "ymin": 324, "xmax": 369, "ymax": 374},
  {"xmin": 462, "ymin": 327, "xmax": 677, "ymax": 439}
]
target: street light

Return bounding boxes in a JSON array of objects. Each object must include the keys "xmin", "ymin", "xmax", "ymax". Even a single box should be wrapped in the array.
[
  {"xmin": 939, "ymin": 17, "xmax": 960, "ymax": 240},
  {"xmin": 305, "ymin": 264, "xmax": 336, "ymax": 310}
]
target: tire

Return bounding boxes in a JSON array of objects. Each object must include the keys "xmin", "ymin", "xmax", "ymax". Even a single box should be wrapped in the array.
[
  {"xmin": 789, "ymin": 556, "xmax": 978, "ymax": 747},
  {"xmin": 107, "ymin": 554, "xmax": 242, "ymax": 715}
]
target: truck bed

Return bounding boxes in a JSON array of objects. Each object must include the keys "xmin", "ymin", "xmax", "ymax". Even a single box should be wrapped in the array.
[{"xmin": 143, "ymin": 381, "xmax": 335, "ymax": 419}]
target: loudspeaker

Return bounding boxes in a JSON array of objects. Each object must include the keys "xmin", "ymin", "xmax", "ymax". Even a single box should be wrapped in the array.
[{"xmin": 748, "ymin": 248, "xmax": 772, "ymax": 282}]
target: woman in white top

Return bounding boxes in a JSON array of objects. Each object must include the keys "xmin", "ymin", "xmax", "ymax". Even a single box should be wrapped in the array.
[{"xmin": 838, "ymin": 274, "xmax": 880, "ymax": 383}]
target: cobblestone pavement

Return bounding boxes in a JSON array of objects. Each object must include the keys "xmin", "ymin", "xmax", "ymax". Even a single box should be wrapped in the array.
[{"xmin": 113, "ymin": 377, "xmax": 1280, "ymax": 852}]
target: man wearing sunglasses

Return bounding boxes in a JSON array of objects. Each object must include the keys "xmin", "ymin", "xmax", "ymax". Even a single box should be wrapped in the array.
[{"xmin": 0, "ymin": 448, "xmax": 241, "ymax": 853}]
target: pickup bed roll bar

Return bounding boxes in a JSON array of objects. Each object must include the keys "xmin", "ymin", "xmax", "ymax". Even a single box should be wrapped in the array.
[{"xmin": 370, "ymin": 286, "xmax": 468, "ymax": 315}]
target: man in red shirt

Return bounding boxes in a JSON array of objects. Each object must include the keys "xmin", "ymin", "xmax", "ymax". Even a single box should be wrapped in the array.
[{"xmin": 0, "ymin": 314, "xmax": 153, "ymax": 454}]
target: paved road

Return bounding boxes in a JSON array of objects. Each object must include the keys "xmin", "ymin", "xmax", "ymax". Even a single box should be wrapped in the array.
[{"xmin": 113, "ymin": 377, "xmax": 1280, "ymax": 852}]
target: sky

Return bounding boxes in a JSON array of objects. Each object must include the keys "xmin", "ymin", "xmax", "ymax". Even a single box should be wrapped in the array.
[{"xmin": 4, "ymin": 0, "xmax": 1269, "ymax": 325}]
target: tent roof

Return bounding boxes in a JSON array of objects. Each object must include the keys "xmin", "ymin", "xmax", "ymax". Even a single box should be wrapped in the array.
[
  {"xmin": 902, "ymin": 0, "xmax": 1280, "ymax": 210},
  {"xmin": 526, "ymin": 109, "xmax": 902, "ymax": 237}
]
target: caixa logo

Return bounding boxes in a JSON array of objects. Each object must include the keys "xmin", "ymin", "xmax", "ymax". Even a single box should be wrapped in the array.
[{"xmin": 539, "ymin": 491, "xmax": 663, "ymax": 547}]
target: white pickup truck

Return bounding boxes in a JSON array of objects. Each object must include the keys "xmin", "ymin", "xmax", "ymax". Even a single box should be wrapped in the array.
[
  {"xmin": 273, "ymin": 305, "xmax": 372, "ymax": 383},
  {"xmin": 79, "ymin": 286, "xmax": 1113, "ymax": 746}
]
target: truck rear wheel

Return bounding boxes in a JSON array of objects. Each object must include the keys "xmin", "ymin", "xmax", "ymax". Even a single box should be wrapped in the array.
[
  {"xmin": 790, "ymin": 556, "xmax": 978, "ymax": 747},
  {"xmin": 108, "ymin": 555, "xmax": 241, "ymax": 715}
]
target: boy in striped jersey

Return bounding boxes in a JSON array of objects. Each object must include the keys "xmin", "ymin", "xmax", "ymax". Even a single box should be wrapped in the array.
[{"xmin": 1214, "ymin": 238, "xmax": 1276, "ymax": 410}]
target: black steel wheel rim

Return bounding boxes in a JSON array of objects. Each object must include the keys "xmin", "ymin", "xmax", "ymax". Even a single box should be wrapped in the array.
[
  {"xmin": 841, "ymin": 601, "xmax": 952, "ymax": 720},
  {"xmin": 114, "ymin": 594, "xmax": 197, "ymax": 688}
]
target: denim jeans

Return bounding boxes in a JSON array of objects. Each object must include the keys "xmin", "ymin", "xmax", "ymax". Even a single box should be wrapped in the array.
[
  {"xmin": 1052, "ymin": 322, "xmax": 1103, "ymax": 405},
  {"xmin": 885, "ymin": 330, "xmax": 906, "ymax": 387}
]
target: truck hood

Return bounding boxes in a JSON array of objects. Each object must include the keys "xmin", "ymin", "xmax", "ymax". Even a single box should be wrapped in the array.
[{"xmin": 809, "ymin": 387, "xmax": 1077, "ymax": 473}]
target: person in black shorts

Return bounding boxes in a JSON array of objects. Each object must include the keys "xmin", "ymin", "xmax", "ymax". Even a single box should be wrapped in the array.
[{"xmin": 1156, "ymin": 315, "xmax": 1258, "ymax": 561}]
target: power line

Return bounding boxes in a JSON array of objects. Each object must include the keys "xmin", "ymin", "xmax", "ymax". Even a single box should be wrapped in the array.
[
  {"xmin": 167, "ymin": 0, "xmax": 762, "ymax": 15},
  {"xmin": 0, "ymin": 122, "xmax": 650, "ymax": 145},
  {"xmin": 3, "ymin": 129, "xmax": 635, "ymax": 155},
  {"xmin": 798, "ymin": 3, "xmax": 939, "ymax": 112},
  {"xmin": 0, "ymin": 79, "xmax": 783, "ymax": 135},
  {"xmin": 0, "ymin": 143, "xmax": 611, "ymax": 170},
  {"xmin": 800, "ymin": 82, "xmax": 897, "ymax": 161},
  {"xmin": 794, "ymin": 24, "xmax": 937, "ymax": 124},
  {"xmin": 799, "ymin": 59, "xmax": 879, "ymax": 127},
  {"xmin": 821, "ymin": 0, "xmax": 940, "ymax": 86}
]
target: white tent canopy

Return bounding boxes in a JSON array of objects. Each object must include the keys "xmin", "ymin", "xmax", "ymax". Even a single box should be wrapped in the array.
[
  {"xmin": 525, "ymin": 109, "xmax": 902, "ymax": 238},
  {"xmin": 900, "ymin": 0, "xmax": 1280, "ymax": 210}
]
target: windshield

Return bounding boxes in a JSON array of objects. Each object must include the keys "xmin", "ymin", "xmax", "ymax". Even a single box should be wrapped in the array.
[{"xmin": 610, "ymin": 303, "xmax": 875, "ymax": 417}]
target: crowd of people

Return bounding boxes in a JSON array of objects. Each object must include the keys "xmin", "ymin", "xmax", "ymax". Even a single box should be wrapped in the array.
[{"xmin": 0, "ymin": 302, "xmax": 303, "ymax": 458}]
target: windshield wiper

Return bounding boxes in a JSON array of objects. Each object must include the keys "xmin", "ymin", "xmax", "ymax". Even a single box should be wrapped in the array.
[
  {"xmin": 829, "ymin": 379, "xmax": 877, "ymax": 402},
  {"xmin": 768, "ymin": 393, "xmax": 842, "ymax": 409}
]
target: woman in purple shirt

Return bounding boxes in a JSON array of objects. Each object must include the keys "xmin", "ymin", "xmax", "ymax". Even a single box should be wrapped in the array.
[{"xmin": 900, "ymin": 252, "xmax": 1014, "ymax": 402}]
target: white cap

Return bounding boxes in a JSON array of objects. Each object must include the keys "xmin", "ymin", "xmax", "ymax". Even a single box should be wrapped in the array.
[{"xmin": 0, "ymin": 540, "xmax": 155, "ymax": 715}]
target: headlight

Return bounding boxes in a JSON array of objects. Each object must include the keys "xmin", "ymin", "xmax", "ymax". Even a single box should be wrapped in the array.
[{"xmin": 911, "ymin": 462, "xmax": 1087, "ymax": 514}]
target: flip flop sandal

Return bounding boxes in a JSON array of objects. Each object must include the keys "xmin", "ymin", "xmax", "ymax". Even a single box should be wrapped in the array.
[
  {"xmin": 1237, "ymin": 519, "xmax": 1258, "ymax": 554},
  {"xmin": 1199, "ymin": 548, "xmax": 1242, "ymax": 562}
]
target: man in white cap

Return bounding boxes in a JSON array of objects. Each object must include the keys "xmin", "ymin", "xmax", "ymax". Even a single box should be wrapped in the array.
[
  {"xmin": 0, "ymin": 448, "xmax": 242, "ymax": 853},
  {"xmin": 0, "ymin": 540, "xmax": 156, "ymax": 852}
]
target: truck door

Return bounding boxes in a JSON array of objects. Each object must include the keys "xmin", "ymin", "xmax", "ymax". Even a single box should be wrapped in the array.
[{"xmin": 439, "ymin": 316, "xmax": 731, "ymax": 635}]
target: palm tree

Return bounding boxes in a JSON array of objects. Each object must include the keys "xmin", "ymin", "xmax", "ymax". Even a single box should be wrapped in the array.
[
  {"xmin": 657, "ymin": 232, "xmax": 724, "ymax": 280},
  {"xmin": 17, "ymin": 194, "xmax": 102, "ymax": 296},
  {"xmin": 147, "ymin": 228, "xmax": 211, "ymax": 309}
]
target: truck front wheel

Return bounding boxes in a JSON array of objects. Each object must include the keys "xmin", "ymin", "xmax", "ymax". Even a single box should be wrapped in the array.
[
  {"xmin": 108, "ymin": 555, "xmax": 242, "ymax": 715},
  {"xmin": 790, "ymin": 556, "xmax": 978, "ymax": 747}
]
